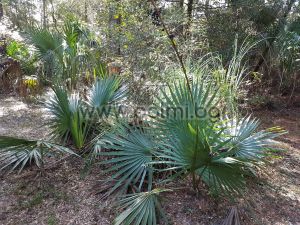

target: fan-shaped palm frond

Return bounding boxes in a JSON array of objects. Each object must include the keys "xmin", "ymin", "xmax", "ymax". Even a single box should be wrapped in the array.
[
  {"xmin": 88, "ymin": 77, "xmax": 127, "ymax": 118},
  {"xmin": 27, "ymin": 27, "xmax": 64, "ymax": 62},
  {"xmin": 114, "ymin": 189, "xmax": 168, "ymax": 225},
  {"xmin": 0, "ymin": 136, "xmax": 77, "ymax": 173},
  {"xmin": 46, "ymin": 86, "xmax": 89, "ymax": 149},
  {"xmin": 158, "ymin": 119, "xmax": 247, "ymax": 195},
  {"xmin": 26, "ymin": 27, "xmax": 64, "ymax": 78},
  {"xmin": 153, "ymin": 79, "xmax": 219, "ymax": 132},
  {"xmin": 220, "ymin": 116, "xmax": 285, "ymax": 160},
  {"xmin": 196, "ymin": 158, "xmax": 246, "ymax": 195},
  {"xmin": 98, "ymin": 125, "xmax": 156, "ymax": 196}
]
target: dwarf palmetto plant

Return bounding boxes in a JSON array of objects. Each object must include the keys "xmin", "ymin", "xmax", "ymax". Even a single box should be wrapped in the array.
[
  {"xmin": 99, "ymin": 78, "xmax": 284, "ymax": 224},
  {"xmin": 151, "ymin": 79, "xmax": 283, "ymax": 195},
  {"xmin": 0, "ymin": 77, "xmax": 126, "ymax": 173},
  {"xmin": 46, "ymin": 77, "xmax": 127, "ymax": 150},
  {"xmin": 0, "ymin": 136, "xmax": 77, "ymax": 173}
]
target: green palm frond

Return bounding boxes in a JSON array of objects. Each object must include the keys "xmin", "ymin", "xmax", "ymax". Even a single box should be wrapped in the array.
[
  {"xmin": 63, "ymin": 19, "xmax": 82, "ymax": 50},
  {"xmin": 46, "ymin": 86, "xmax": 89, "ymax": 149},
  {"xmin": 153, "ymin": 79, "xmax": 219, "ymax": 132},
  {"xmin": 46, "ymin": 86, "xmax": 72, "ymax": 140},
  {"xmin": 114, "ymin": 189, "xmax": 168, "ymax": 225},
  {"xmin": 158, "ymin": 122, "xmax": 225, "ymax": 169},
  {"xmin": 220, "ymin": 116, "xmax": 285, "ymax": 160},
  {"xmin": 0, "ymin": 136, "xmax": 77, "ymax": 173},
  {"xmin": 196, "ymin": 158, "xmax": 246, "ymax": 195},
  {"xmin": 158, "ymin": 120, "xmax": 247, "ymax": 195},
  {"xmin": 88, "ymin": 77, "xmax": 127, "ymax": 116},
  {"xmin": 27, "ymin": 27, "xmax": 63, "ymax": 62},
  {"xmin": 98, "ymin": 125, "xmax": 157, "ymax": 196},
  {"xmin": 26, "ymin": 27, "xmax": 64, "ymax": 78}
]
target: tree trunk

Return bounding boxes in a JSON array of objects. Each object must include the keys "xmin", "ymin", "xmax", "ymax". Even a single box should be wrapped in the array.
[
  {"xmin": 187, "ymin": 0, "xmax": 193, "ymax": 27},
  {"xmin": 49, "ymin": 0, "xmax": 58, "ymax": 31},
  {"xmin": 0, "ymin": 0, "xmax": 3, "ymax": 20},
  {"xmin": 108, "ymin": 0, "xmax": 121, "ymax": 56},
  {"xmin": 185, "ymin": 0, "xmax": 194, "ymax": 37},
  {"xmin": 179, "ymin": 0, "xmax": 184, "ymax": 8},
  {"xmin": 177, "ymin": 0, "xmax": 185, "ymax": 35},
  {"xmin": 84, "ymin": 0, "xmax": 88, "ymax": 22},
  {"xmin": 204, "ymin": 0, "xmax": 210, "ymax": 19},
  {"xmin": 42, "ymin": 0, "xmax": 47, "ymax": 28}
]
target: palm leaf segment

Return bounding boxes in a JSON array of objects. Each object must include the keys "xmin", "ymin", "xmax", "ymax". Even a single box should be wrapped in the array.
[
  {"xmin": 0, "ymin": 136, "xmax": 76, "ymax": 173},
  {"xmin": 220, "ymin": 116, "xmax": 284, "ymax": 160},
  {"xmin": 88, "ymin": 77, "xmax": 127, "ymax": 111},
  {"xmin": 28, "ymin": 27, "xmax": 63, "ymax": 60}
]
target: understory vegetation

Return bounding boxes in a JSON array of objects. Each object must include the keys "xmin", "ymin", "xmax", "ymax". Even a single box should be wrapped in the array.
[{"xmin": 0, "ymin": 0, "xmax": 299, "ymax": 224}]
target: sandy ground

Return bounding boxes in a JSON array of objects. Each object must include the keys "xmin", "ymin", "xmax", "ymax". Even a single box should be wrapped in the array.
[{"xmin": 0, "ymin": 94, "xmax": 299, "ymax": 225}]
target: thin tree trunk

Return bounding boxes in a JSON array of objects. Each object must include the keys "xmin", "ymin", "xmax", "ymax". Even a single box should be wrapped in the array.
[
  {"xmin": 0, "ymin": 0, "xmax": 3, "ymax": 20},
  {"xmin": 109, "ymin": 0, "xmax": 121, "ymax": 56},
  {"xmin": 84, "ymin": 0, "xmax": 88, "ymax": 22},
  {"xmin": 42, "ymin": 0, "xmax": 47, "ymax": 28},
  {"xmin": 204, "ymin": 0, "xmax": 210, "ymax": 19},
  {"xmin": 187, "ymin": 0, "xmax": 193, "ymax": 29},
  {"xmin": 230, "ymin": 0, "xmax": 239, "ymax": 33},
  {"xmin": 254, "ymin": 0, "xmax": 296, "ymax": 72},
  {"xmin": 178, "ymin": 0, "xmax": 185, "ymax": 35},
  {"xmin": 49, "ymin": 0, "xmax": 58, "ymax": 31},
  {"xmin": 179, "ymin": 0, "xmax": 184, "ymax": 8},
  {"xmin": 15, "ymin": 0, "xmax": 20, "ymax": 27}
]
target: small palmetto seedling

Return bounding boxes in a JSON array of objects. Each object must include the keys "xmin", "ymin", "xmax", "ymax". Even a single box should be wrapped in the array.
[{"xmin": 46, "ymin": 77, "xmax": 127, "ymax": 150}]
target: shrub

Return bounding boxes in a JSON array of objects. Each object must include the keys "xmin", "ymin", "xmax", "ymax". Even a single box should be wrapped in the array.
[{"xmin": 6, "ymin": 40, "xmax": 36, "ymax": 75}]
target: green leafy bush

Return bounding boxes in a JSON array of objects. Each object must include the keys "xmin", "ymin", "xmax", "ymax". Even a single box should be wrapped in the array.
[{"xmin": 6, "ymin": 40, "xmax": 36, "ymax": 75}]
